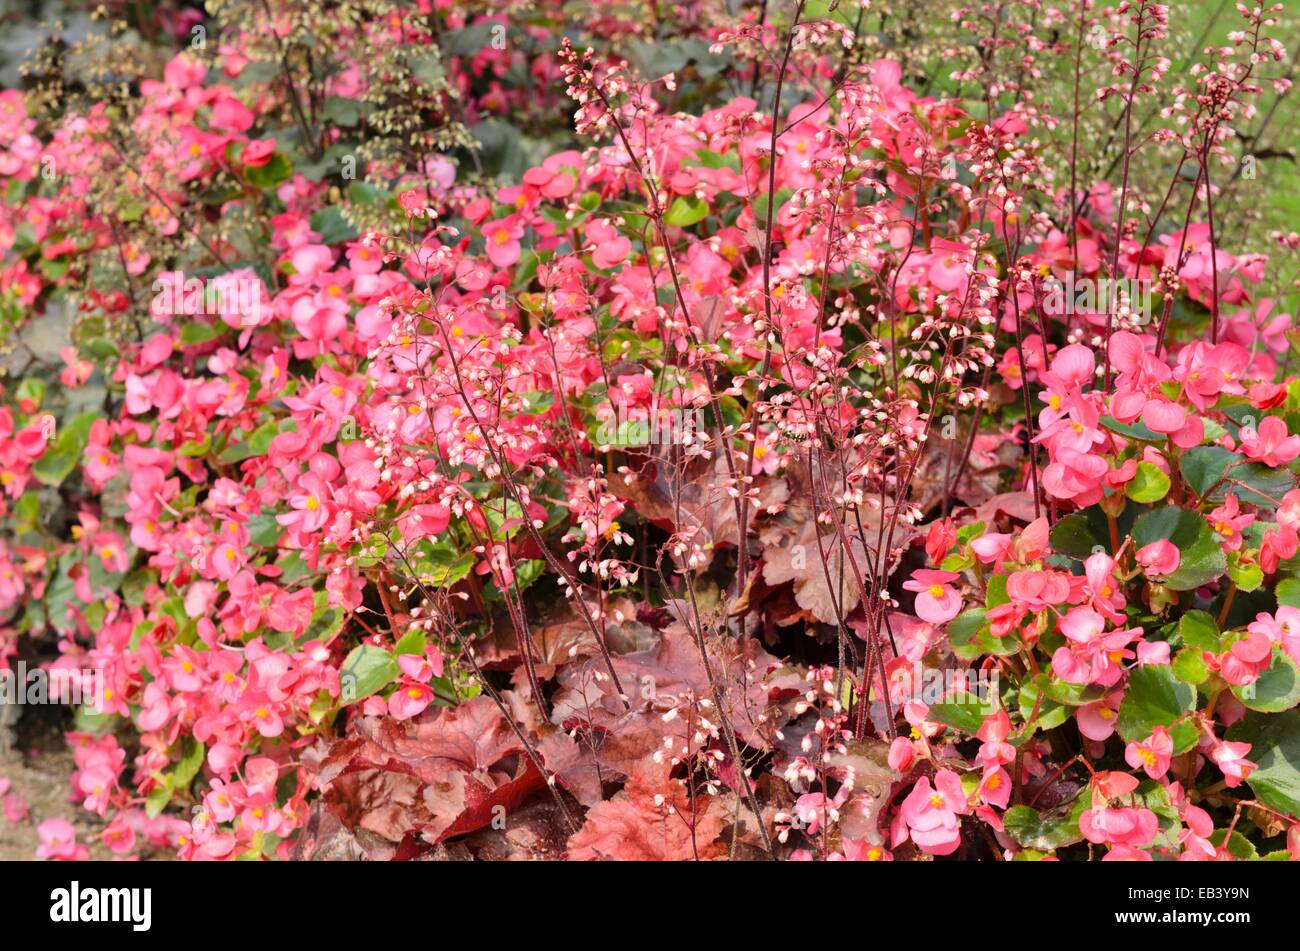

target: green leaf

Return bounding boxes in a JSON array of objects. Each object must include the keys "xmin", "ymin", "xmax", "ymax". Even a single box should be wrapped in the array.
[
  {"xmin": 1003, "ymin": 791, "xmax": 1092, "ymax": 851},
  {"xmin": 1226, "ymin": 709, "xmax": 1300, "ymax": 818},
  {"xmin": 948, "ymin": 607, "xmax": 1019, "ymax": 660},
  {"xmin": 1209, "ymin": 829, "xmax": 1259, "ymax": 860},
  {"xmin": 393, "ymin": 629, "xmax": 427, "ymax": 657},
  {"xmin": 664, "ymin": 195, "xmax": 708, "ymax": 227},
  {"xmin": 1277, "ymin": 577, "xmax": 1300, "ymax": 608},
  {"xmin": 1037, "ymin": 674, "xmax": 1106, "ymax": 707},
  {"xmin": 145, "ymin": 784, "xmax": 172, "ymax": 820},
  {"xmin": 1227, "ymin": 555, "xmax": 1265, "ymax": 593},
  {"xmin": 1180, "ymin": 445, "xmax": 1296, "ymax": 508},
  {"xmin": 1100, "ymin": 415, "xmax": 1162, "ymax": 441},
  {"xmin": 247, "ymin": 511, "xmax": 282, "ymax": 547},
  {"xmin": 321, "ymin": 96, "xmax": 365, "ymax": 128},
  {"xmin": 1016, "ymin": 679, "xmax": 1069, "ymax": 733},
  {"xmin": 1048, "ymin": 504, "xmax": 1133, "ymax": 558},
  {"xmin": 354, "ymin": 532, "xmax": 389, "ymax": 568},
  {"xmin": 1178, "ymin": 610, "xmax": 1221, "ymax": 651},
  {"xmin": 245, "ymin": 153, "xmax": 293, "ymax": 189},
  {"xmin": 180, "ymin": 321, "xmax": 224, "ymax": 346},
  {"xmin": 1125, "ymin": 461, "xmax": 1170, "ymax": 503},
  {"xmin": 407, "ymin": 51, "xmax": 445, "ymax": 86},
  {"xmin": 926, "ymin": 691, "xmax": 998, "ymax": 734},
  {"xmin": 31, "ymin": 411, "xmax": 95, "ymax": 487},
  {"xmin": 174, "ymin": 739, "xmax": 205, "ymax": 788},
  {"xmin": 339, "ymin": 645, "xmax": 400, "ymax": 704},
  {"xmin": 1117, "ymin": 665, "xmax": 1195, "ymax": 743},
  {"xmin": 1132, "ymin": 506, "xmax": 1226, "ymax": 591},
  {"xmin": 310, "ymin": 206, "xmax": 360, "ymax": 245},
  {"xmin": 1172, "ymin": 647, "xmax": 1210, "ymax": 685},
  {"xmin": 218, "ymin": 418, "xmax": 289, "ymax": 464},
  {"xmin": 415, "ymin": 545, "xmax": 475, "ymax": 588},
  {"xmin": 1232, "ymin": 649, "xmax": 1300, "ymax": 712}
]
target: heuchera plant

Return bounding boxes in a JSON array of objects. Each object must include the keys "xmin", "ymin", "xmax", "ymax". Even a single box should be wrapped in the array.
[{"xmin": 1, "ymin": 0, "xmax": 1299, "ymax": 861}]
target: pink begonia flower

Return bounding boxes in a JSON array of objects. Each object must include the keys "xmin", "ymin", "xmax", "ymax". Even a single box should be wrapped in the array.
[
  {"xmin": 1208, "ymin": 492, "xmax": 1254, "ymax": 550},
  {"xmin": 887, "ymin": 736, "xmax": 916, "ymax": 772},
  {"xmin": 1216, "ymin": 631, "xmax": 1273, "ymax": 686},
  {"xmin": 1005, "ymin": 569, "xmax": 1072, "ymax": 610},
  {"xmin": 1076, "ymin": 693, "xmax": 1123, "ymax": 741},
  {"xmin": 841, "ymin": 839, "xmax": 892, "ymax": 861},
  {"xmin": 1051, "ymin": 607, "xmax": 1138, "ymax": 685},
  {"xmin": 37, "ymin": 819, "xmax": 88, "ymax": 861},
  {"xmin": 4, "ymin": 794, "xmax": 28, "ymax": 824},
  {"xmin": 900, "ymin": 770, "xmax": 969, "ymax": 856},
  {"xmin": 1205, "ymin": 738, "xmax": 1256, "ymax": 788},
  {"xmin": 241, "ymin": 138, "xmax": 276, "ymax": 167},
  {"xmin": 1248, "ymin": 606, "xmax": 1300, "ymax": 666},
  {"xmin": 387, "ymin": 681, "xmax": 435, "ymax": 721},
  {"xmin": 976, "ymin": 710, "xmax": 1015, "ymax": 767},
  {"xmin": 1079, "ymin": 772, "xmax": 1158, "ymax": 850},
  {"xmin": 102, "ymin": 816, "xmax": 136, "ymax": 855},
  {"xmin": 482, "ymin": 217, "xmax": 524, "ymax": 268},
  {"xmin": 1135, "ymin": 539, "xmax": 1180, "ymax": 579},
  {"xmin": 1124, "ymin": 726, "xmax": 1173, "ymax": 779},
  {"xmin": 794, "ymin": 788, "xmax": 849, "ymax": 837},
  {"xmin": 1239, "ymin": 415, "xmax": 1300, "ymax": 467},
  {"xmin": 902, "ymin": 569, "xmax": 962, "ymax": 624},
  {"xmin": 1135, "ymin": 640, "xmax": 1170, "ymax": 666},
  {"xmin": 586, "ymin": 218, "xmax": 631, "ymax": 269},
  {"xmin": 977, "ymin": 766, "xmax": 1012, "ymax": 809}
]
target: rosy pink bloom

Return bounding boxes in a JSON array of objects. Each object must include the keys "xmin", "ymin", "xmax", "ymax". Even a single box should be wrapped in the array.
[
  {"xmin": 241, "ymin": 139, "xmax": 276, "ymax": 167},
  {"xmin": 1076, "ymin": 693, "xmax": 1123, "ymax": 741},
  {"xmin": 841, "ymin": 839, "xmax": 892, "ymax": 861},
  {"xmin": 387, "ymin": 681, "xmax": 434, "ymax": 721},
  {"xmin": 976, "ymin": 710, "xmax": 1015, "ymax": 767},
  {"xmin": 1053, "ymin": 608, "xmax": 1140, "ymax": 686},
  {"xmin": 1124, "ymin": 726, "xmax": 1173, "ymax": 779},
  {"xmin": 900, "ymin": 770, "xmax": 969, "ymax": 856},
  {"xmin": 587, "ymin": 218, "xmax": 631, "ymax": 269},
  {"xmin": 1248, "ymin": 606, "xmax": 1300, "ymax": 666},
  {"xmin": 1205, "ymin": 739, "xmax": 1256, "ymax": 788},
  {"xmin": 1080, "ymin": 781, "xmax": 1158, "ymax": 850},
  {"xmin": 977, "ymin": 766, "xmax": 1012, "ymax": 809},
  {"xmin": 1240, "ymin": 415, "xmax": 1300, "ymax": 467},
  {"xmin": 1005, "ymin": 569, "xmax": 1071, "ymax": 610},
  {"xmin": 36, "ymin": 818, "xmax": 87, "ymax": 860},
  {"xmin": 925, "ymin": 519, "xmax": 958, "ymax": 564},
  {"xmin": 102, "ymin": 816, "xmax": 136, "ymax": 855},
  {"xmin": 887, "ymin": 736, "xmax": 916, "ymax": 772},
  {"xmin": 1260, "ymin": 526, "xmax": 1299, "ymax": 575},
  {"xmin": 482, "ymin": 217, "xmax": 524, "ymax": 268},
  {"xmin": 1135, "ymin": 539, "xmax": 1180, "ymax": 579},
  {"xmin": 1207, "ymin": 493, "xmax": 1254, "ymax": 551},
  {"xmin": 1216, "ymin": 631, "xmax": 1273, "ymax": 686},
  {"xmin": 4, "ymin": 794, "xmax": 28, "ymax": 824},
  {"xmin": 902, "ymin": 569, "xmax": 962, "ymax": 624},
  {"xmin": 1141, "ymin": 398, "xmax": 1187, "ymax": 435},
  {"xmin": 277, "ymin": 472, "xmax": 332, "ymax": 534},
  {"xmin": 1135, "ymin": 640, "xmax": 1170, "ymax": 666}
]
